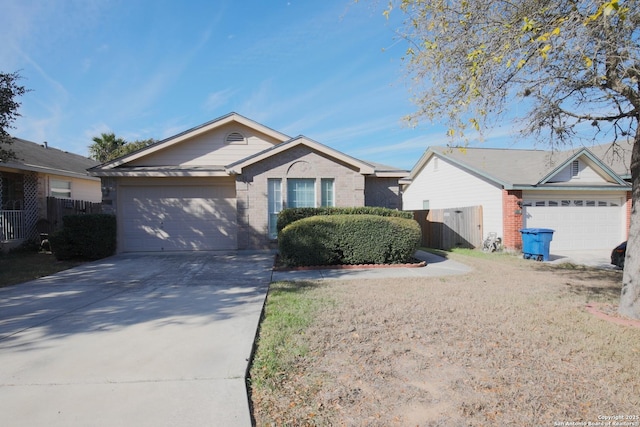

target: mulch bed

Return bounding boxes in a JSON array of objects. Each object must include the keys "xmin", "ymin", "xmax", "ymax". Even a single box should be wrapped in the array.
[{"xmin": 272, "ymin": 255, "xmax": 426, "ymax": 271}]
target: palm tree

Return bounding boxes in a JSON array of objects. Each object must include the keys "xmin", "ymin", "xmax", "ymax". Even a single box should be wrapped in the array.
[{"xmin": 89, "ymin": 132, "xmax": 126, "ymax": 163}]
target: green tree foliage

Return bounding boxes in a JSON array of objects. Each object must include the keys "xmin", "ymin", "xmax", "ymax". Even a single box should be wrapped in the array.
[
  {"xmin": 0, "ymin": 71, "xmax": 28, "ymax": 161},
  {"xmin": 49, "ymin": 214, "xmax": 116, "ymax": 260},
  {"xmin": 115, "ymin": 138, "xmax": 155, "ymax": 158},
  {"xmin": 279, "ymin": 214, "xmax": 421, "ymax": 266},
  {"xmin": 89, "ymin": 132, "xmax": 126, "ymax": 163},
  {"xmin": 89, "ymin": 133, "xmax": 155, "ymax": 163},
  {"xmin": 385, "ymin": 0, "xmax": 640, "ymax": 318},
  {"xmin": 277, "ymin": 206, "xmax": 413, "ymax": 233},
  {"xmin": 388, "ymin": 0, "xmax": 638, "ymax": 145}
]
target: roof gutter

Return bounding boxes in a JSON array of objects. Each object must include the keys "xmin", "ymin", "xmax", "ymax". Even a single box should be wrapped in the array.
[
  {"xmin": 89, "ymin": 169, "xmax": 230, "ymax": 178},
  {"xmin": 510, "ymin": 184, "xmax": 630, "ymax": 191}
]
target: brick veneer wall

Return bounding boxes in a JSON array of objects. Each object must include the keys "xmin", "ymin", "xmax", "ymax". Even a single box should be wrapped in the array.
[
  {"xmin": 364, "ymin": 176, "xmax": 402, "ymax": 210},
  {"xmin": 502, "ymin": 189, "xmax": 523, "ymax": 250},
  {"xmin": 236, "ymin": 145, "xmax": 366, "ymax": 249}
]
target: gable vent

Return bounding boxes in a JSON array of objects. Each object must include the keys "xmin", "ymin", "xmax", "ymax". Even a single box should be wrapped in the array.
[
  {"xmin": 571, "ymin": 160, "xmax": 579, "ymax": 177},
  {"xmin": 226, "ymin": 132, "xmax": 246, "ymax": 144}
]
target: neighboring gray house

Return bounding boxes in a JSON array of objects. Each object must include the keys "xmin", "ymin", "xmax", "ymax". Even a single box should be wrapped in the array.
[
  {"xmin": 0, "ymin": 138, "xmax": 101, "ymax": 250},
  {"xmin": 402, "ymin": 143, "xmax": 632, "ymax": 251},
  {"xmin": 89, "ymin": 113, "xmax": 408, "ymax": 253}
]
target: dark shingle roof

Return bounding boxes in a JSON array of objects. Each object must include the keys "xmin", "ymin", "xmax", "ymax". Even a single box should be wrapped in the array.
[{"xmin": 1, "ymin": 137, "xmax": 99, "ymax": 179}]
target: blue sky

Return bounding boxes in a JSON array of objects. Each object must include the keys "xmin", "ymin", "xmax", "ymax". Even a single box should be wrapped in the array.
[{"xmin": 2, "ymin": 0, "xmax": 527, "ymax": 170}]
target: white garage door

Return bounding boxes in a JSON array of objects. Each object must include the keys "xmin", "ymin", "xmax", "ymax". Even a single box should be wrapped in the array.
[
  {"xmin": 523, "ymin": 198, "xmax": 624, "ymax": 251},
  {"xmin": 120, "ymin": 183, "xmax": 237, "ymax": 252}
]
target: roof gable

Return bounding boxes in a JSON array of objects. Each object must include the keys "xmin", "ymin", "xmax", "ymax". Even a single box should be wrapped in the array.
[
  {"xmin": 88, "ymin": 113, "xmax": 409, "ymax": 178},
  {"xmin": 126, "ymin": 121, "xmax": 283, "ymax": 168},
  {"xmin": 226, "ymin": 136, "xmax": 377, "ymax": 175},
  {"xmin": 540, "ymin": 149, "xmax": 627, "ymax": 186},
  {"xmin": 93, "ymin": 112, "xmax": 291, "ymax": 171},
  {"xmin": 572, "ymin": 140, "xmax": 632, "ymax": 179}
]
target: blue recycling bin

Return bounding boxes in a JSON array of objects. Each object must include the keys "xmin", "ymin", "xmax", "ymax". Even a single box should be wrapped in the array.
[{"xmin": 520, "ymin": 228, "xmax": 554, "ymax": 261}]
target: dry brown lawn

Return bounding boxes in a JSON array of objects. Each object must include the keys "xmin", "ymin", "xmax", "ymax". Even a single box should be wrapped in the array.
[{"xmin": 250, "ymin": 252, "xmax": 640, "ymax": 426}]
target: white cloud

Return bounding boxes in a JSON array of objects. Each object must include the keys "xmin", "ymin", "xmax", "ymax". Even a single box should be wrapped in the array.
[
  {"xmin": 83, "ymin": 123, "xmax": 113, "ymax": 140},
  {"xmin": 352, "ymin": 134, "xmax": 434, "ymax": 157},
  {"xmin": 203, "ymin": 88, "xmax": 237, "ymax": 112},
  {"xmin": 318, "ymin": 117, "xmax": 401, "ymax": 142},
  {"xmin": 238, "ymin": 80, "xmax": 276, "ymax": 122}
]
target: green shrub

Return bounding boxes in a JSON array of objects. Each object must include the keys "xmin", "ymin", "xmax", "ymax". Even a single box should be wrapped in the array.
[
  {"xmin": 49, "ymin": 214, "xmax": 116, "ymax": 261},
  {"xmin": 279, "ymin": 214, "xmax": 421, "ymax": 266},
  {"xmin": 277, "ymin": 207, "xmax": 412, "ymax": 233}
]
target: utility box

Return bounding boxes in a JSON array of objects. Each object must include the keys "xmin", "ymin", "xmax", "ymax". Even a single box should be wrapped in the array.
[{"xmin": 520, "ymin": 228, "xmax": 554, "ymax": 261}]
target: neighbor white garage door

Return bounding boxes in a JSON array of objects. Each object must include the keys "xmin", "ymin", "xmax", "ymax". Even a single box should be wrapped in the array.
[
  {"xmin": 120, "ymin": 182, "xmax": 237, "ymax": 252},
  {"xmin": 523, "ymin": 198, "xmax": 624, "ymax": 251}
]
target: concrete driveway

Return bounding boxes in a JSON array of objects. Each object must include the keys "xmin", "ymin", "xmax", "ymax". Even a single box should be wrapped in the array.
[
  {"xmin": 0, "ymin": 251, "xmax": 274, "ymax": 427},
  {"xmin": 549, "ymin": 249, "xmax": 618, "ymax": 269}
]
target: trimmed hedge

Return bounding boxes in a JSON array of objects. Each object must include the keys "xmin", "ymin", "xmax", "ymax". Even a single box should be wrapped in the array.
[
  {"xmin": 277, "ymin": 207, "xmax": 413, "ymax": 233},
  {"xmin": 49, "ymin": 214, "xmax": 116, "ymax": 260},
  {"xmin": 278, "ymin": 214, "xmax": 421, "ymax": 266}
]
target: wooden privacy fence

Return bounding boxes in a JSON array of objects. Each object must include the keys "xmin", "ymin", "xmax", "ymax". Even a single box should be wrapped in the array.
[
  {"xmin": 411, "ymin": 206, "xmax": 483, "ymax": 250},
  {"xmin": 46, "ymin": 197, "xmax": 102, "ymax": 232}
]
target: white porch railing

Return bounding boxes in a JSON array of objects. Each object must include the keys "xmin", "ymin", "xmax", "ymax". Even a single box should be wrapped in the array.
[{"xmin": 0, "ymin": 210, "xmax": 25, "ymax": 242}]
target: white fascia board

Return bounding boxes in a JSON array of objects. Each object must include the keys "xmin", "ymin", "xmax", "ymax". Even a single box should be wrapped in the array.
[
  {"xmin": 373, "ymin": 171, "xmax": 410, "ymax": 178},
  {"xmin": 538, "ymin": 149, "xmax": 627, "ymax": 186},
  {"xmin": 406, "ymin": 149, "xmax": 434, "ymax": 182},
  {"xmin": 89, "ymin": 170, "xmax": 230, "ymax": 178},
  {"xmin": 1, "ymin": 162, "xmax": 100, "ymax": 181}
]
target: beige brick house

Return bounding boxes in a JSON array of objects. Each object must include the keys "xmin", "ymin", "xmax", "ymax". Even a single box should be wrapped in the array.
[{"xmin": 89, "ymin": 113, "xmax": 407, "ymax": 252}]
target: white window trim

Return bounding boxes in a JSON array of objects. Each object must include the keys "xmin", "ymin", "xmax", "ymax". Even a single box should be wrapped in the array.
[
  {"xmin": 267, "ymin": 179, "xmax": 282, "ymax": 239},
  {"xmin": 321, "ymin": 178, "xmax": 335, "ymax": 207},
  {"xmin": 286, "ymin": 178, "xmax": 316, "ymax": 208},
  {"xmin": 50, "ymin": 179, "xmax": 72, "ymax": 199}
]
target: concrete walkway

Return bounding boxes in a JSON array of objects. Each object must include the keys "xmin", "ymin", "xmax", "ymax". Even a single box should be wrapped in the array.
[
  {"xmin": 271, "ymin": 250, "xmax": 472, "ymax": 282},
  {"xmin": 0, "ymin": 251, "xmax": 274, "ymax": 427}
]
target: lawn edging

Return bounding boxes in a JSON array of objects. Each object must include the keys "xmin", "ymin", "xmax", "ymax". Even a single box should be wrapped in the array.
[{"xmin": 585, "ymin": 303, "xmax": 640, "ymax": 329}]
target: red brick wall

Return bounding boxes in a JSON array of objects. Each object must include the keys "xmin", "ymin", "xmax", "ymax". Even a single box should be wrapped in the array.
[{"xmin": 502, "ymin": 189, "xmax": 523, "ymax": 250}]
